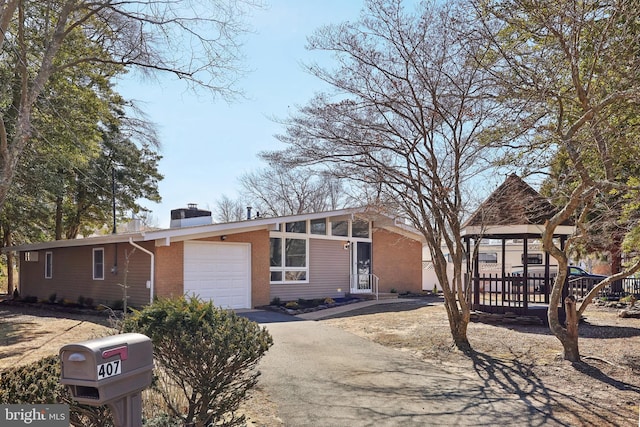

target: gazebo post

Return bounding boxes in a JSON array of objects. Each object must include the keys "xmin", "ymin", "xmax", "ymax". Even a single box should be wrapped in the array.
[
  {"xmin": 523, "ymin": 236, "xmax": 529, "ymax": 311},
  {"xmin": 501, "ymin": 238, "xmax": 507, "ymax": 306}
]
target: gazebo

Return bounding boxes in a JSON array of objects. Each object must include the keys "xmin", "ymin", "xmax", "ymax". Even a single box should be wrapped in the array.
[{"xmin": 461, "ymin": 174, "xmax": 575, "ymax": 320}]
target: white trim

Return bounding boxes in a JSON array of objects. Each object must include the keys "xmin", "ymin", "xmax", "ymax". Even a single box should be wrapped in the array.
[
  {"xmin": 93, "ymin": 248, "xmax": 105, "ymax": 280},
  {"xmin": 129, "ymin": 238, "xmax": 154, "ymax": 304},
  {"xmin": 269, "ymin": 236, "xmax": 309, "ymax": 285}
]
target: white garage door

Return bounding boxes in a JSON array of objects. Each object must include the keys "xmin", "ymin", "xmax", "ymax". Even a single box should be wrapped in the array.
[{"xmin": 183, "ymin": 241, "xmax": 251, "ymax": 309}]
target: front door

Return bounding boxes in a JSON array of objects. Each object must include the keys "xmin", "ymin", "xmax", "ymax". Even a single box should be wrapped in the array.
[{"xmin": 351, "ymin": 242, "xmax": 372, "ymax": 293}]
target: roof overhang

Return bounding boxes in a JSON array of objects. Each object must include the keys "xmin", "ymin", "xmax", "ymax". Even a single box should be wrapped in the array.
[
  {"xmin": 4, "ymin": 232, "xmax": 146, "ymax": 253},
  {"xmin": 462, "ymin": 224, "xmax": 576, "ymax": 239},
  {"xmin": 4, "ymin": 208, "xmax": 403, "ymax": 252}
]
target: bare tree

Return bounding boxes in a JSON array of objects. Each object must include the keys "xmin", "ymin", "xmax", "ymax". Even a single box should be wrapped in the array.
[
  {"xmin": 214, "ymin": 194, "xmax": 246, "ymax": 222},
  {"xmin": 474, "ymin": 0, "xmax": 640, "ymax": 360},
  {"xmin": 239, "ymin": 167, "xmax": 347, "ymax": 217},
  {"xmin": 264, "ymin": 0, "xmax": 502, "ymax": 351},
  {"xmin": 0, "ymin": 0, "xmax": 263, "ymax": 211}
]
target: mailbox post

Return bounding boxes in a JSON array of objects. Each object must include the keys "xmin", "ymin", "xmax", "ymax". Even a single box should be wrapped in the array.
[{"xmin": 60, "ymin": 333, "xmax": 153, "ymax": 427}]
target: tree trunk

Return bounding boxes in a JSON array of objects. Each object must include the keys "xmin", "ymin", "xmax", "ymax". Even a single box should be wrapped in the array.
[
  {"xmin": 444, "ymin": 299, "xmax": 471, "ymax": 352},
  {"xmin": 55, "ymin": 193, "xmax": 63, "ymax": 240},
  {"xmin": 3, "ymin": 225, "xmax": 13, "ymax": 296},
  {"xmin": 563, "ymin": 295, "xmax": 580, "ymax": 362}
]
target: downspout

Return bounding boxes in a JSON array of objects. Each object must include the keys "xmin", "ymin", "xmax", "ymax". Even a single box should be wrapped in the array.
[{"xmin": 129, "ymin": 238, "xmax": 154, "ymax": 305}]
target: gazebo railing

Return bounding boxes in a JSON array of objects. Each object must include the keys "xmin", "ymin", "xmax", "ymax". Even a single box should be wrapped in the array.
[{"xmin": 473, "ymin": 274, "xmax": 640, "ymax": 314}]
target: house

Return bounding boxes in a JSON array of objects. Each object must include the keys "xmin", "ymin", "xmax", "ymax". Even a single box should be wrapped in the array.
[{"xmin": 8, "ymin": 207, "xmax": 425, "ymax": 309}]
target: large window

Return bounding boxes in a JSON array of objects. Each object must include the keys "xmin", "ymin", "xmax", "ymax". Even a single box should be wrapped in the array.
[
  {"xmin": 93, "ymin": 248, "xmax": 105, "ymax": 280},
  {"xmin": 270, "ymin": 237, "xmax": 307, "ymax": 283},
  {"xmin": 44, "ymin": 252, "xmax": 52, "ymax": 279},
  {"xmin": 269, "ymin": 216, "xmax": 372, "ymax": 284}
]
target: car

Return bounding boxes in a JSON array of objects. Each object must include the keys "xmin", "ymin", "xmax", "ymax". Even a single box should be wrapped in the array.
[
  {"xmin": 567, "ymin": 266, "xmax": 607, "ymax": 282},
  {"xmin": 510, "ymin": 265, "xmax": 607, "ymax": 293}
]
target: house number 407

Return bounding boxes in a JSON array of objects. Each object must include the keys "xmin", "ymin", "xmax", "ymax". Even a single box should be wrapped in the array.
[{"xmin": 97, "ymin": 360, "xmax": 121, "ymax": 380}]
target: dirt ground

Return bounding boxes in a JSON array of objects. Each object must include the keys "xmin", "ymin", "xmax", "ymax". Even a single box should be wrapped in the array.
[
  {"xmin": 322, "ymin": 298, "xmax": 640, "ymax": 427},
  {"xmin": 0, "ymin": 304, "xmax": 113, "ymax": 369},
  {"xmin": 1, "ymin": 299, "xmax": 639, "ymax": 426}
]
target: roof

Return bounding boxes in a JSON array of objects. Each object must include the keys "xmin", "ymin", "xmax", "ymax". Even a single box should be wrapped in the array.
[
  {"xmin": 5, "ymin": 207, "xmax": 424, "ymax": 252},
  {"xmin": 462, "ymin": 174, "xmax": 574, "ymax": 237}
]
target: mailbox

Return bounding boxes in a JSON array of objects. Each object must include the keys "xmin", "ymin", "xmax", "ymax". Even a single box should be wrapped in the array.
[{"xmin": 59, "ymin": 333, "xmax": 153, "ymax": 405}]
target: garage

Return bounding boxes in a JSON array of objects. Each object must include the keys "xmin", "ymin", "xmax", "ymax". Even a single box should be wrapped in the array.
[{"xmin": 183, "ymin": 241, "xmax": 251, "ymax": 309}]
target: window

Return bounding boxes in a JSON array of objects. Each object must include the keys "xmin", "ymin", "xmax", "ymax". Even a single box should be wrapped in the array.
[
  {"xmin": 44, "ymin": 252, "xmax": 52, "ymax": 279},
  {"xmin": 522, "ymin": 253, "xmax": 543, "ymax": 265},
  {"xmin": 331, "ymin": 220, "xmax": 348, "ymax": 237},
  {"xmin": 478, "ymin": 252, "xmax": 498, "ymax": 263},
  {"xmin": 25, "ymin": 251, "xmax": 39, "ymax": 262},
  {"xmin": 351, "ymin": 220, "xmax": 370, "ymax": 238},
  {"xmin": 270, "ymin": 238, "xmax": 282, "ymax": 267},
  {"xmin": 93, "ymin": 248, "xmax": 104, "ymax": 280},
  {"xmin": 269, "ymin": 237, "xmax": 307, "ymax": 283},
  {"xmin": 285, "ymin": 238, "xmax": 306, "ymax": 267},
  {"xmin": 310, "ymin": 218, "xmax": 327, "ymax": 235},
  {"xmin": 286, "ymin": 220, "xmax": 306, "ymax": 233}
]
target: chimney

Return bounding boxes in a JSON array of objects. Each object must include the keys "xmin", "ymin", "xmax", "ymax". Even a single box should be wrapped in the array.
[
  {"xmin": 170, "ymin": 204, "xmax": 212, "ymax": 228},
  {"xmin": 246, "ymin": 206, "xmax": 252, "ymax": 220}
]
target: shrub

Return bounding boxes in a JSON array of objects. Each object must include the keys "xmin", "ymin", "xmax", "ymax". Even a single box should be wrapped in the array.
[
  {"xmin": 0, "ymin": 356, "xmax": 112, "ymax": 427},
  {"xmin": 270, "ymin": 297, "xmax": 281, "ymax": 306},
  {"xmin": 285, "ymin": 301, "xmax": 299, "ymax": 309},
  {"xmin": 77, "ymin": 295, "xmax": 86, "ymax": 307},
  {"xmin": 12, "ymin": 288, "xmax": 19, "ymax": 300},
  {"xmin": 85, "ymin": 297, "xmax": 94, "ymax": 308},
  {"xmin": 48, "ymin": 293, "xmax": 57, "ymax": 303},
  {"xmin": 324, "ymin": 297, "xmax": 335, "ymax": 305},
  {"xmin": 122, "ymin": 297, "xmax": 273, "ymax": 427}
]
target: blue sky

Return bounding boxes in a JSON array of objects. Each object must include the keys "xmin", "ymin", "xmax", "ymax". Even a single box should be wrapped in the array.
[{"xmin": 116, "ymin": 1, "xmax": 366, "ymax": 228}]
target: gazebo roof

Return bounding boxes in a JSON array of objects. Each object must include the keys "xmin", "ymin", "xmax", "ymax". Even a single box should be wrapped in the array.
[{"xmin": 463, "ymin": 174, "xmax": 572, "ymax": 234}]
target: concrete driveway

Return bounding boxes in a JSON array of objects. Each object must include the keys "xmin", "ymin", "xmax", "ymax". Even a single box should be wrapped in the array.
[{"xmin": 241, "ymin": 307, "xmax": 560, "ymax": 427}]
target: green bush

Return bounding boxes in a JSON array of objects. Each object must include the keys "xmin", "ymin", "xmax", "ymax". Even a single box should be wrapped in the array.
[
  {"xmin": 0, "ymin": 356, "xmax": 112, "ymax": 427},
  {"xmin": 122, "ymin": 297, "xmax": 273, "ymax": 427},
  {"xmin": 48, "ymin": 293, "xmax": 57, "ymax": 303}
]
